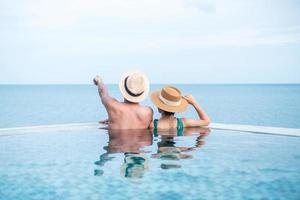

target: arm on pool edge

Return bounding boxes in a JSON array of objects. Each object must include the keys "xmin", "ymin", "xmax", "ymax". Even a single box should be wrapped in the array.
[{"xmin": 182, "ymin": 95, "xmax": 210, "ymax": 127}]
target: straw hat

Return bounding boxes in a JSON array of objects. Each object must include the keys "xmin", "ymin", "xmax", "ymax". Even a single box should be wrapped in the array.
[
  {"xmin": 119, "ymin": 71, "xmax": 149, "ymax": 103},
  {"xmin": 151, "ymin": 86, "xmax": 188, "ymax": 113}
]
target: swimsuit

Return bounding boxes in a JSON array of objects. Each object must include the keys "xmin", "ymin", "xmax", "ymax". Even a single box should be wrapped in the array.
[{"xmin": 153, "ymin": 118, "xmax": 184, "ymax": 137}]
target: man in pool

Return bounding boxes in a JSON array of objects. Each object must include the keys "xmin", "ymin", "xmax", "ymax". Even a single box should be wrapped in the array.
[{"xmin": 93, "ymin": 71, "xmax": 153, "ymax": 129}]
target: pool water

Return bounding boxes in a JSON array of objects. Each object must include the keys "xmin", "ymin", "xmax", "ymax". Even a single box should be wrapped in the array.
[{"xmin": 0, "ymin": 126, "xmax": 299, "ymax": 200}]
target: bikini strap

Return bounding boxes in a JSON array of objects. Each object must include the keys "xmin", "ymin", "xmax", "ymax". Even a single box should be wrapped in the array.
[
  {"xmin": 177, "ymin": 118, "xmax": 184, "ymax": 136},
  {"xmin": 154, "ymin": 119, "xmax": 158, "ymax": 130},
  {"xmin": 153, "ymin": 118, "xmax": 183, "ymax": 136},
  {"xmin": 153, "ymin": 119, "xmax": 159, "ymax": 137}
]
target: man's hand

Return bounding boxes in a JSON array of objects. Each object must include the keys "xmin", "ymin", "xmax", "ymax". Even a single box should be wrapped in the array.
[
  {"xmin": 183, "ymin": 94, "xmax": 197, "ymax": 105},
  {"xmin": 99, "ymin": 119, "xmax": 109, "ymax": 125},
  {"xmin": 93, "ymin": 75, "xmax": 103, "ymax": 86}
]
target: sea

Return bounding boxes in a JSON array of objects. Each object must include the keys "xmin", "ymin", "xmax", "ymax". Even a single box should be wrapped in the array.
[{"xmin": 0, "ymin": 84, "xmax": 300, "ymax": 129}]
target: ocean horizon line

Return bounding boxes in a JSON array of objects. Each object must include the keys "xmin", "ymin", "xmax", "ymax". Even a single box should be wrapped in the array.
[{"xmin": 0, "ymin": 83, "xmax": 300, "ymax": 86}]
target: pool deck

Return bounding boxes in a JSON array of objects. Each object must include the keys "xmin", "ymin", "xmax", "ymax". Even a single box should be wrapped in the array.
[{"xmin": 0, "ymin": 122, "xmax": 300, "ymax": 137}]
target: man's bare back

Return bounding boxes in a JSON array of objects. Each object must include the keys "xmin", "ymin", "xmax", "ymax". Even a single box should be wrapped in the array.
[
  {"xmin": 93, "ymin": 72, "xmax": 153, "ymax": 130},
  {"xmin": 106, "ymin": 100, "xmax": 152, "ymax": 129}
]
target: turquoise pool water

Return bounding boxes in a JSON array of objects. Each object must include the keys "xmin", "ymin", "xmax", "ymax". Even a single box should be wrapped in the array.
[{"xmin": 0, "ymin": 126, "xmax": 299, "ymax": 200}]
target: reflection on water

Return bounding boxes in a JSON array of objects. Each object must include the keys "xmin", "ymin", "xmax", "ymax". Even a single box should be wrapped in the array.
[
  {"xmin": 120, "ymin": 153, "xmax": 149, "ymax": 178},
  {"xmin": 152, "ymin": 128, "xmax": 210, "ymax": 170},
  {"xmin": 94, "ymin": 127, "xmax": 210, "ymax": 178},
  {"xmin": 94, "ymin": 129, "xmax": 152, "ymax": 178}
]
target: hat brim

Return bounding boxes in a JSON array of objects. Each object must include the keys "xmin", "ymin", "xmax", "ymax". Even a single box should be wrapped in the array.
[
  {"xmin": 151, "ymin": 91, "xmax": 188, "ymax": 113},
  {"xmin": 119, "ymin": 70, "xmax": 149, "ymax": 103}
]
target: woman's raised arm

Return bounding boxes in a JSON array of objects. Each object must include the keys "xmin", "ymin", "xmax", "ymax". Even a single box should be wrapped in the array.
[{"xmin": 182, "ymin": 95, "xmax": 210, "ymax": 127}]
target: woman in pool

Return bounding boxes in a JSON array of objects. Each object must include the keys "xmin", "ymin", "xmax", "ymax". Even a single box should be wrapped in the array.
[{"xmin": 149, "ymin": 86, "xmax": 210, "ymax": 132}]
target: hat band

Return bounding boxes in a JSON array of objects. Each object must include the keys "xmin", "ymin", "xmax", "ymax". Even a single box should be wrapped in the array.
[
  {"xmin": 159, "ymin": 94, "xmax": 181, "ymax": 106},
  {"xmin": 124, "ymin": 76, "xmax": 144, "ymax": 97}
]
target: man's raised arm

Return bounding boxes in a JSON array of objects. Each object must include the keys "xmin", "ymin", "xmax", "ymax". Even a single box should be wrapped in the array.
[{"xmin": 93, "ymin": 75, "xmax": 117, "ymax": 108}]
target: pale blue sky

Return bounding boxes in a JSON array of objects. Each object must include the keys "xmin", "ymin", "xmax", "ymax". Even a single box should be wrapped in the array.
[{"xmin": 0, "ymin": 0, "xmax": 300, "ymax": 84}]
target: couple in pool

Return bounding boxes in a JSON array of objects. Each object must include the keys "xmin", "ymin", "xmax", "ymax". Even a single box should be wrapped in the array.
[{"xmin": 93, "ymin": 71, "xmax": 210, "ymax": 131}]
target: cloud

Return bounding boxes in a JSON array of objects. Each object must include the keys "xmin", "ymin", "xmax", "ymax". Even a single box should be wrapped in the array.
[
  {"xmin": 1, "ymin": 0, "xmax": 300, "ymax": 52},
  {"xmin": 183, "ymin": 0, "xmax": 216, "ymax": 13},
  {"xmin": 53, "ymin": 27, "xmax": 300, "ymax": 54},
  {"xmin": 25, "ymin": 0, "xmax": 210, "ymax": 29},
  {"xmin": 15, "ymin": 26, "xmax": 297, "ymax": 59},
  {"xmin": 100, "ymin": 27, "xmax": 300, "ymax": 51},
  {"xmin": 158, "ymin": 27, "xmax": 300, "ymax": 48}
]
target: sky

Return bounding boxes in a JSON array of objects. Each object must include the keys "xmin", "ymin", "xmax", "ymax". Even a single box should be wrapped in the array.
[{"xmin": 0, "ymin": 0, "xmax": 300, "ymax": 84}]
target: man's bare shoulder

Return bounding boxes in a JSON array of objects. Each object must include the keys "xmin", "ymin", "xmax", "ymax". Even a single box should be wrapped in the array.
[
  {"xmin": 105, "ymin": 98, "xmax": 121, "ymax": 107},
  {"xmin": 139, "ymin": 105, "xmax": 153, "ymax": 117},
  {"xmin": 110, "ymin": 102, "xmax": 152, "ymax": 116},
  {"xmin": 145, "ymin": 105, "xmax": 153, "ymax": 113}
]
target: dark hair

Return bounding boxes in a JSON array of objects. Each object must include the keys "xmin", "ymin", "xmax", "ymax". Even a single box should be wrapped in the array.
[
  {"xmin": 163, "ymin": 111, "xmax": 175, "ymax": 116},
  {"xmin": 158, "ymin": 108, "xmax": 174, "ymax": 116}
]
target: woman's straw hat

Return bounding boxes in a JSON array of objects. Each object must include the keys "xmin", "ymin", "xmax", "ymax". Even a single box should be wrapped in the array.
[
  {"xmin": 119, "ymin": 71, "xmax": 149, "ymax": 103},
  {"xmin": 151, "ymin": 86, "xmax": 188, "ymax": 113}
]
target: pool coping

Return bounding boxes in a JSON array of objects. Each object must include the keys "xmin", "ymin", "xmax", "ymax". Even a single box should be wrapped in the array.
[{"xmin": 210, "ymin": 123, "xmax": 300, "ymax": 137}]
